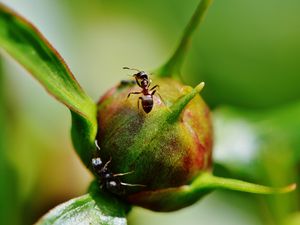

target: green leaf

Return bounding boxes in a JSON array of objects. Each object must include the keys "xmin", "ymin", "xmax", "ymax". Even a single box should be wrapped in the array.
[
  {"xmin": 0, "ymin": 3, "xmax": 97, "ymax": 166},
  {"xmin": 155, "ymin": 0, "xmax": 213, "ymax": 79},
  {"xmin": 36, "ymin": 182, "xmax": 130, "ymax": 225}
]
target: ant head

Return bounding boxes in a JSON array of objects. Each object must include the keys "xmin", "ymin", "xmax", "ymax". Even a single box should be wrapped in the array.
[
  {"xmin": 91, "ymin": 157, "xmax": 103, "ymax": 169},
  {"xmin": 133, "ymin": 71, "xmax": 148, "ymax": 80},
  {"xmin": 123, "ymin": 67, "xmax": 149, "ymax": 80}
]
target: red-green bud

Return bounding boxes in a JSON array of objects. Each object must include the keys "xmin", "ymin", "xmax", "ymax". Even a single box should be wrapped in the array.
[{"xmin": 96, "ymin": 77, "xmax": 213, "ymax": 211}]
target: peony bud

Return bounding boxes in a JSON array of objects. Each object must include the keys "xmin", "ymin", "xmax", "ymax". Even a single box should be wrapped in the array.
[{"xmin": 96, "ymin": 77, "xmax": 213, "ymax": 211}]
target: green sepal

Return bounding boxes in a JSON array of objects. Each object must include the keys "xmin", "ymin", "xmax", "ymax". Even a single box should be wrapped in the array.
[
  {"xmin": 168, "ymin": 82, "xmax": 205, "ymax": 121},
  {"xmin": 35, "ymin": 182, "xmax": 131, "ymax": 225},
  {"xmin": 128, "ymin": 172, "xmax": 296, "ymax": 212},
  {"xmin": 0, "ymin": 3, "xmax": 98, "ymax": 166}
]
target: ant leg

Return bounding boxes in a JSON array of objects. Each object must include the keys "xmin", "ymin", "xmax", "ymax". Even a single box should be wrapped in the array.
[
  {"xmin": 151, "ymin": 89, "xmax": 168, "ymax": 108},
  {"xmin": 150, "ymin": 84, "xmax": 159, "ymax": 91},
  {"xmin": 138, "ymin": 97, "xmax": 143, "ymax": 110},
  {"xmin": 120, "ymin": 182, "xmax": 146, "ymax": 187},
  {"xmin": 147, "ymin": 79, "xmax": 152, "ymax": 88},
  {"xmin": 151, "ymin": 90, "xmax": 157, "ymax": 96},
  {"xmin": 127, "ymin": 91, "xmax": 142, "ymax": 99},
  {"xmin": 113, "ymin": 171, "xmax": 134, "ymax": 177},
  {"xmin": 135, "ymin": 77, "xmax": 142, "ymax": 87}
]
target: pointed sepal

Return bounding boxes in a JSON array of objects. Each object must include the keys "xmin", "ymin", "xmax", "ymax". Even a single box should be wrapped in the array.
[{"xmin": 127, "ymin": 172, "xmax": 296, "ymax": 212}]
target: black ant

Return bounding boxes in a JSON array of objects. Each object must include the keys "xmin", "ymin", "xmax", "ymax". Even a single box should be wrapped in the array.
[
  {"xmin": 91, "ymin": 140, "xmax": 144, "ymax": 195},
  {"xmin": 123, "ymin": 67, "xmax": 160, "ymax": 113}
]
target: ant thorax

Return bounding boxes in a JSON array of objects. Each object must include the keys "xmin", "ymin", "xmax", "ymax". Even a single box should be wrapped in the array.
[{"xmin": 140, "ymin": 79, "xmax": 149, "ymax": 88}]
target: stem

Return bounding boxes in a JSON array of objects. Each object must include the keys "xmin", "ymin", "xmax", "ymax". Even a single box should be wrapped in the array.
[
  {"xmin": 128, "ymin": 172, "xmax": 296, "ymax": 212},
  {"xmin": 155, "ymin": 0, "xmax": 213, "ymax": 79},
  {"xmin": 193, "ymin": 173, "xmax": 297, "ymax": 194}
]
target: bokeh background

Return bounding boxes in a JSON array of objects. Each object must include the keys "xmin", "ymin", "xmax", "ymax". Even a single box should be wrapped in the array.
[{"xmin": 0, "ymin": 0, "xmax": 300, "ymax": 224}]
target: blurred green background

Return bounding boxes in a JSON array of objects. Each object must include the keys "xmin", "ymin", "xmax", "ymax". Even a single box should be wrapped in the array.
[{"xmin": 0, "ymin": 0, "xmax": 299, "ymax": 224}]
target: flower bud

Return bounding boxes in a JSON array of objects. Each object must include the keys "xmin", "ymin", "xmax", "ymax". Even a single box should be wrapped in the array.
[{"xmin": 96, "ymin": 77, "xmax": 213, "ymax": 211}]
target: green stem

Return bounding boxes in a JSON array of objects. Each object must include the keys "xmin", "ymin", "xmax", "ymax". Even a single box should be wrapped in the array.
[
  {"xmin": 155, "ymin": 0, "xmax": 213, "ymax": 79},
  {"xmin": 193, "ymin": 173, "xmax": 297, "ymax": 194},
  {"xmin": 128, "ymin": 172, "xmax": 296, "ymax": 212}
]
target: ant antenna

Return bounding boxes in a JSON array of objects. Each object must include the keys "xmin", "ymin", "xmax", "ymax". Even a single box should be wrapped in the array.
[
  {"xmin": 123, "ymin": 66, "xmax": 140, "ymax": 72},
  {"xmin": 95, "ymin": 140, "xmax": 101, "ymax": 151}
]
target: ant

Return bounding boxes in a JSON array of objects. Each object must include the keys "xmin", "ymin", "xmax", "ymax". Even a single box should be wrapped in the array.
[
  {"xmin": 91, "ymin": 140, "xmax": 144, "ymax": 195},
  {"xmin": 123, "ymin": 67, "xmax": 160, "ymax": 113}
]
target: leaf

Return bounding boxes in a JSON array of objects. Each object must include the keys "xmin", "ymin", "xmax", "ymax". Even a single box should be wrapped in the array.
[
  {"xmin": 36, "ymin": 182, "xmax": 130, "ymax": 225},
  {"xmin": 0, "ymin": 3, "xmax": 97, "ymax": 166},
  {"xmin": 155, "ymin": 0, "xmax": 213, "ymax": 79}
]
